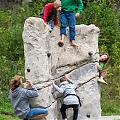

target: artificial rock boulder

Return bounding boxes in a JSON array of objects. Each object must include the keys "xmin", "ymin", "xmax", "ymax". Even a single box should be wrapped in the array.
[{"xmin": 22, "ymin": 17, "xmax": 101, "ymax": 120}]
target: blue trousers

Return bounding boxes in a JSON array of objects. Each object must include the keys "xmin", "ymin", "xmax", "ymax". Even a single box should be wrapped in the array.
[
  {"xmin": 24, "ymin": 108, "xmax": 48, "ymax": 119},
  {"xmin": 60, "ymin": 10, "xmax": 76, "ymax": 41}
]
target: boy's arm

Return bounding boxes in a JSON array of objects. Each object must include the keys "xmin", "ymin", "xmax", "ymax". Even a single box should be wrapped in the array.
[
  {"xmin": 25, "ymin": 80, "xmax": 38, "ymax": 98},
  {"xmin": 42, "ymin": 5, "xmax": 49, "ymax": 23},
  {"xmin": 25, "ymin": 85, "xmax": 38, "ymax": 98},
  {"xmin": 54, "ymin": 17, "xmax": 58, "ymax": 26},
  {"xmin": 51, "ymin": 80, "xmax": 65, "ymax": 94},
  {"xmin": 64, "ymin": 74, "xmax": 77, "ymax": 88},
  {"xmin": 96, "ymin": 63, "xmax": 104, "ymax": 71},
  {"xmin": 67, "ymin": 79, "xmax": 77, "ymax": 88},
  {"xmin": 96, "ymin": 63, "xmax": 100, "ymax": 70},
  {"xmin": 53, "ymin": 84, "xmax": 65, "ymax": 94},
  {"xmin": 77, "ymin": 0, "xmax": 83, "ymax": 14}
]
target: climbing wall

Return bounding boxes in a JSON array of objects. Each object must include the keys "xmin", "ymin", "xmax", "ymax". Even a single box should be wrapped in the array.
[{"xmin": 23, "ymin": 17, "xmax": 101, "ymax": 120}]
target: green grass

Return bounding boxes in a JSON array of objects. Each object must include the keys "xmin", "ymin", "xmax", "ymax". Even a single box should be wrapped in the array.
[
  {"xmin": 0, "ymin": 114, "xmax": 20, "ymax": 120},
  {"xmin": 101, "ymin": 69, "xmax": 120, "ymax": 116},
  {"xmin": 0, "ymin": 91, "xmax": 20, "ymax": 120}
]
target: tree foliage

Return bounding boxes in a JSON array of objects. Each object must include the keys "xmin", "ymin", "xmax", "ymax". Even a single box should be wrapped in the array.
[
  {"xmin": 0, "ymin": 0, "xmax": 120, "ymax": 115},
  {"xmin": 77, "ymin": 1, "xmax": 120, "ymax": 66}
]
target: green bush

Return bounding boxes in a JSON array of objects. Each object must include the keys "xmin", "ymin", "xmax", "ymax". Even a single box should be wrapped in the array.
[
  {"xmin": 0, "ymin": 0, "xmax": 120, "ymax": 118},
  {"xmin": 77, "ymin": 1, "xmax": 120, "ymax": 66}
]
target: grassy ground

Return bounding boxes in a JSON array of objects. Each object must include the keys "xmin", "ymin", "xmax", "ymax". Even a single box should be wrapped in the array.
[
  {"xmin": 0, "ymin": 91, "xmax": 21, "ymax": 120},
  {"xmin": 0, "ymin": 114, "xmax": 20, "ymax": 120}
]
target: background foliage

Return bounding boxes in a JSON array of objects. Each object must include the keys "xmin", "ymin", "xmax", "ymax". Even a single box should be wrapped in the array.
[{"xmin": 0, "ymin": 0, "xmax": 120, "ymax": 119}]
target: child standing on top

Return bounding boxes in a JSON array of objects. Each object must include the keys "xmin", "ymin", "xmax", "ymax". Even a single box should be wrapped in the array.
[
  {"xmin": 96, "ymin": 53, "xmax": 110, "ymax": 84},
  {"xmin": 58, "ymin": 0, "xmax": 83, "ymax": 47},
  {"xmin": 40, "ymin": 0, "xmax": 61, "ymax": 29}
]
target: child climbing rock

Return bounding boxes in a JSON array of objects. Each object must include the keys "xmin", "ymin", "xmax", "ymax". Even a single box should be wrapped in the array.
[
  {"xmin": 40, "ymin": 0, "xmax": 61, "ymax": 29},
  {"xmin": 51, "ymin": 74, "xmax": 81, "ymax": 120},
  {"xmin": 8, "ymin": 75, "xmax": 48, "ymax": 120},
  {"xmin": 96, "ymin": 53, "xmax": 110, "ymax": 84}
]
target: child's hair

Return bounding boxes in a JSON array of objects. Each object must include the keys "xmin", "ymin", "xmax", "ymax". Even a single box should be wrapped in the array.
[
  {"xmin": 60, "ymin": 77, "xmax": 67, "ymax": 83},
  {"xmin": 54, "ymin": 0, "xmax": 61, "ymax": 8},
  {"xmin": 100, "ymin": 53, "xmax": 110, "ymax": 64},
  {"xmin": 10, "ymin": 75, "xmax": 22, "ymax": 88}
]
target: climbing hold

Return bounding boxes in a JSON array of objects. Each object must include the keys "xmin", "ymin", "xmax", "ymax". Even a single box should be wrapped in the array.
[
  {"xmin": 86, "ymin": 114, "xmax": 90, "ymax": 118},
  {"xmin": 47, "ymin": 52, "xmax": 51, "ymax": 57},
  {"xmin": 88, "ymin": 52, "xmax": 93, "ymax": 56},
  {"xmin": 27, "ymin": 68, "xmax": 30, "ymax": 72},
  {"xmin": 58, "ymin": 41, "xmax": 64, "ymax": 47},
  {"xmin": 49, "ymin": 30, "xmax": 52, "ymax": 33}
]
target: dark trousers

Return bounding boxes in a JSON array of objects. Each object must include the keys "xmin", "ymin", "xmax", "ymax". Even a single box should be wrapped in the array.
[
  {"xmin": 46, "ymin": 8, "xmax": 57, "ymax": 22},
  {"xmin": 60, "ymin": 104, "xmax": 79, "ymax": 120}
]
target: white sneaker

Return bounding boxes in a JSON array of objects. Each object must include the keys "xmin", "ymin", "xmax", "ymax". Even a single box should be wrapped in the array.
[{"xmin": 98, "ymin": 79, "xmax": 107, "ymax": 84}]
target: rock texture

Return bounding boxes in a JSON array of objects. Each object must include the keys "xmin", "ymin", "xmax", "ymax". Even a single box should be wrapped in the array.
[{"xmin": 22, "ymin": 17, "xmax": 101, "ymax": 120}]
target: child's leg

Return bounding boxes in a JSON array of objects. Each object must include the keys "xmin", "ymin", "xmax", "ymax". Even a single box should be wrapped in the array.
[
  {"xmin": 72, "ymin": 105, "xmax": 79, "ymax": 120},
  {"xmin": 28, "ymin": 113, "xmax": 48, "ymax": 120},
  {"xmin": 100, "ymin": 70, "xmax": 107, "ymax": 79},
  {"xmin": 58, "ymin": 11, "xmax": 67, "ymax": 46},
  {"xmin": 67, "ymin": 12, "xmax": 78, "ymax": 47},
  {"xmin": 98, "ymin": 70, "xmax": 107, "ymax": 84},
  {"xmin": 71, "ymin": 40, "xmax": 78, "ymax": 47},
  {"xmin": 25, "ymin": 108, "xmax": 48, "ymax": 119},
  {"xmin": 39, "ymin": 9, "xmax": 44, "ymax": 18},
  {"xmin": 58, "ymin": 34, "xmax": 65, "ymax": 46},
  {"xmin": 47, "ymin": 8, "xmax": 57, "ymax": 29},
  {"xmin": 60, "ymin": 104, "xmax": 69, "ymax": 120}
]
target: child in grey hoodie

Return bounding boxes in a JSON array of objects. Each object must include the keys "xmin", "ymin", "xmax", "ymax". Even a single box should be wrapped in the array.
[
  {"xmin": 51, "ymin": 74, "xmax": 80, "ymax": 120},
  {"xmin": 8, "ymin": 75, "xmax": 48, "ymax": 120}
]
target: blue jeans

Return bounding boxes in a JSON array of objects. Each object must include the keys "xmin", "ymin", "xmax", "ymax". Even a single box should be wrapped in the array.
[
  {"xmin": 25, "ymin": 108, "xmax": 48, "ymax": 119},
  {"xmin": 60, "ymin": 10, "xmax": 76, "ymax": 41}
]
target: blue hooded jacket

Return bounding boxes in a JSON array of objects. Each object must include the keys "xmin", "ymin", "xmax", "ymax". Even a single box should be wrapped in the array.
[{"xmin": 8, "ymin": 85, "xmax": 38, "ymax": 119}]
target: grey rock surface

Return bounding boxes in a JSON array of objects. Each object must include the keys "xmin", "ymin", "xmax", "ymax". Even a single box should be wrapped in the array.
[{"xmin": 23, "ymin": 17, "xmax": 101, "ymax": 120}]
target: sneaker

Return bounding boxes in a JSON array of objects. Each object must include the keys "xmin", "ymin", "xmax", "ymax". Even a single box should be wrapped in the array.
[
  {"xmin": 98, "ymin": 79, "xmax": 107, "ymax": 84},
  {"xmin": 49, "ymin": 20, "xmax": 54, "ymax": 29}
]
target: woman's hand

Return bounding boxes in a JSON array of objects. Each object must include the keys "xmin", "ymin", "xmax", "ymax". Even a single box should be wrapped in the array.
[
  {"xmin": 51, "ymin": 80, "xmax": 55, "ymax": 86},
  {"xmin": 26, "ymin": 80, "xmax": 33, "ymax": 86}
]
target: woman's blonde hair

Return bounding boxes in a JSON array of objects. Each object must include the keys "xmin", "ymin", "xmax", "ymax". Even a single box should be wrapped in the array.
[{"xmin": 10, "ymin": 75, "xmax": 22, "ymax": 88}]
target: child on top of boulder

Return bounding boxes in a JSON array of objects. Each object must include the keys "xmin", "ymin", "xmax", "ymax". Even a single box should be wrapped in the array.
[
  {"xmin": 58, "ymin": 0, "xmax": 83, "ymax": 47},
  {"xmin": 40, "ymin": 0, "xmax": 61, "ymax": 29},
  {"xmin": 96, "ymin": 53, "xmax": 110, "ymax": 84}
]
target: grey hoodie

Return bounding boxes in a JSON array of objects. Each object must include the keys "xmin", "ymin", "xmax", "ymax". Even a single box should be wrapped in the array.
[
  {"xmin": 8, "ymin": 85, "xmax": 38, "ymax": 119},
  {"xmin": 53, "ymin": 79, "xmax": 79, "ymax": 105}
]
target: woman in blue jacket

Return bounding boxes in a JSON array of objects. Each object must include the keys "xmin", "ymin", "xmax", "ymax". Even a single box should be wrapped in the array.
[{"xmin": 8, "ymin": 75, "xmax": 48, "ymax": 120}]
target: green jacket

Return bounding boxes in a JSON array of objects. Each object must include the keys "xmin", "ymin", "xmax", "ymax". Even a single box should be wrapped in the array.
[{"xmin": 61, "ymin": 0, "xmax": 83, "ymax": 13}]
